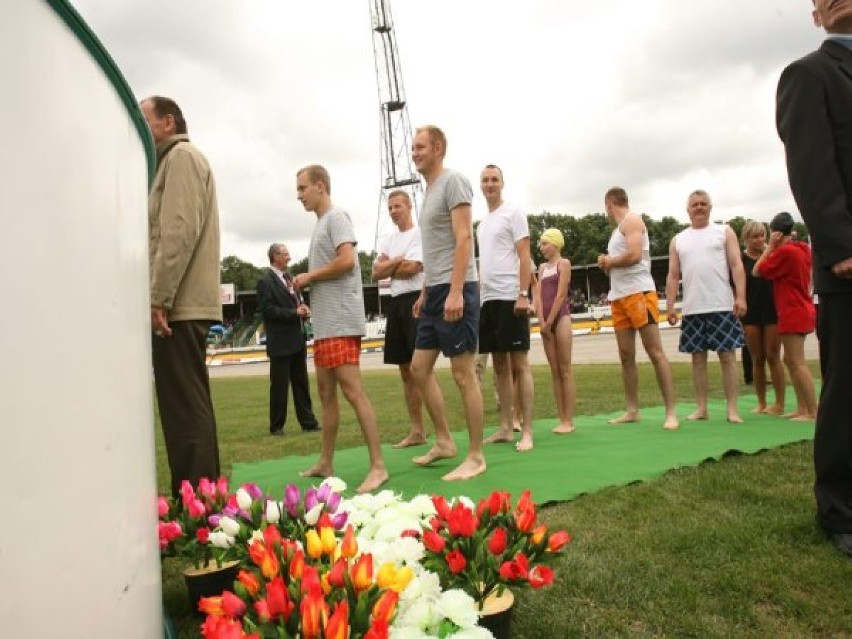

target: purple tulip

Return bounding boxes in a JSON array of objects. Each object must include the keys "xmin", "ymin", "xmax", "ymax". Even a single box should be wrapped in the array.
[
  {"xmin": 208, "ymin": 513, "xmax": 222, "ymax": 528},
  {"xmin": 243, "ymin": 482, "xmax": 263, "ymax": 501},
  {"xmin": 222, "ymin": 504, "xmax": 239, "ymax": 519},
  {"xmin": 305, "ymin": 488, "xmax": 319, "ymax": 513},
  {"xmin": 316, "ymin": 483, "xmax": 331, "ymax": 503},
  {"xmin": 331, "ymin": 511, "xmax": 348, "ymax": 530},
  {"xmin": 284, "ymin": 484, "xmax": 301, "ymax": 517},
  {"xmin": 325, "ymin": 491, "xmax": 341, "ymax": 514}
]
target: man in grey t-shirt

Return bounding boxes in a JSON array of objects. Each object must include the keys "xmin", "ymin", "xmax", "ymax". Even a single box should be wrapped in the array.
[
  {"xmin": 293, "ymin": 164, "xmax": 388, "ymax": 494},
  {"xmin": 409, "ymin": 125, "xmax": 485, "ymax": 481}
]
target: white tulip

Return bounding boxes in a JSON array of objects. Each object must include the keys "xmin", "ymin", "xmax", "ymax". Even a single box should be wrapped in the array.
[
  {"xmin": 321, "ymin": 476, "xmax": 347, "ymax": 494},
  {"xmin": 265, "ymin": 500, "xmax": 282, "ymax": 523},
  {"xmin": 208, "ymin": 531, "xmax": 234, "ymax": 549},
  {"xmin": 219, "ymin": 516, "xmax": 241, "ymax": 537},
  {"xmin": 235, "ymin": 488, "xmax": 252, "ymax": 510},
  {"xmin": 304, "ymin": 503, "xmax": 323, "ymax": 525}
]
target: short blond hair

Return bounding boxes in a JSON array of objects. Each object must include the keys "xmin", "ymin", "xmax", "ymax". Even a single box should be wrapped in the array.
[
  {"xmin": 740, "ymin": 219, "xmax": 766, "ymax": 241},
  {"xmin": 416, "ymin": 125, "xmax": 447, "ymax": 157},
  {"xmin": 297, "ymin": 164, "xmax": 331, "ymax": 194}
]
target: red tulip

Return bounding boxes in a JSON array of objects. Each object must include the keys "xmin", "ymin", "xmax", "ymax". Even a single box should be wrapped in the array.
[
  {"xmin": 289, "ymin": 549, "xmax": 305, "ymax": 580},
  {"xmin": 445, "ymin": 549, "xmax": 467, "ymax": 574},
  {"xmin": 429, "ymin": 516, "xmax": 443, "ymax": 532},
  {"xmin": 528, "ymin": 565, "xmax": 554, "ymax": 589},
  {"xmin": 249, "ymin": 541, "xmax": 279, "ymax": 579},
  {"xmin": 253, "ymin": 598, "xmax": 271, "ymax": 623},
  {"xmin": 487, "ymin": 490, "xmax": 512, "ymax": 516},
  {"xmin": 364, "ymin": 619, "xmax": 389, "ymax": 639},
  {"xmin": 547, "ymin": 530, "xmax": 572, "ymax": 552},
  {"xmin": 236, "ymin": 570, "xmax": 260, "ymax": 597},
  {"xmin": 196, "ymin": 527, "xmax": 211, "ymax": 544},
  {"xmin": 327, "ymin": 558, "xmax": 347, "ymax": 588},
  {"xmin": 200, "ymin": 614, "xmax": 259, "ymax": 639},
  {"xmin": 446, "ymin": 502, "xmax": 478, "ymax": 538},
  {"xmin": 514, "ymin": 503, "xmax": 536, "ymax": 533},
  {"xmin": 301, "ymin": 565, "xmax": 321, "ymax": 593},
  {"xmin": 498, "ymin": 552, "xmax": 530, "ymax": 581},
  {"xmin": 299, "ymin": 586, "xmax": 327, "ymax": 639},
  {"xmin": 266, "ymin": 576, "xmax": 294, "ymax": 621},
  {"xmin": 488, "ymin": 527, "xmax": 508, "ymax": 555},
  {"xmin": 422, "ymin": 530, "xmax": 446, "ymax": 554},
  {"xmin": 350, "ymin": 553, "xmax": 374, "ymax": 593},
  {"xmin": 372, "ymin": 589, "xmax": 399, "ymax": 624},
  {"xmin": 341, "ymin": 524, "xmax": 358, "ymax": 559},
  {"xmin": 262, "ymin": 524, "xmax": 281, "ymax": 549},
  {"xmin": 431, "ymin": 495, "xmax": 451, "ymax": 519},
  {"xmin": 325, "ymin": 600, "xmax": 349, "ymax": 639},
  {"xmin": 400, "ymin": 529, "xmax": 420, "ymax": 539}
]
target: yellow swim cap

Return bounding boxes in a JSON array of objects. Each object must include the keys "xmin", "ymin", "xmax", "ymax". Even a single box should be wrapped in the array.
[{"xmin": 540, "ymin": 228, "xmax": 565, "ymax": 250}]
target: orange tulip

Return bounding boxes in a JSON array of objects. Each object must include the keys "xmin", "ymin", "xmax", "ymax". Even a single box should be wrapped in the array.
[
  {"xmin": 547, "ymin": 530, "xmax": 572, "ymax": 552},
  {"xmin": 289, "ymin": 548, "xmax": 305, "ymax": 580},
  {"xmin": 299, "ymin": 586, "xmax": 326, "ymax": 639},
  {"xmin": 350, "ymin": 553, "xmax": 374, "ymax": 593},
  {"xmin": 249, "ymin": 541, "xmax": 279, "ymax": 579},
  {"xmin": 531, "ymin": 524, "xmax": 547, "ymax": 545},
  {"xmin": 325, "ymin": 600, "xmax": 350, "ymax": 639},
  {"xmin": 237, "ymin": 569, "xmax": 260, "ymax": 597},
  {"xmin": 371, "ymin": 589, "xmax": 399, "ymax": 624},
  {"xmin": 341, "ymin": 524, "xmax": 358, "ymax": 559}
]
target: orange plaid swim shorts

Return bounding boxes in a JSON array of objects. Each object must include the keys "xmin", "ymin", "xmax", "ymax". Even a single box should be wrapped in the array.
[{"xmin": 313, "ymin": 336, "xmax": 362, "ymax": 369}]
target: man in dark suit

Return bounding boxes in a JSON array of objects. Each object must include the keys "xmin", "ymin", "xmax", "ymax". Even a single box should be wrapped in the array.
[
  {"xmin": 776, "ymin": 0, "xmax": 852, "ymax": 557},
  {"xmin": 256, "ymin": 243, "xmax": 319, "ymax": 435}
]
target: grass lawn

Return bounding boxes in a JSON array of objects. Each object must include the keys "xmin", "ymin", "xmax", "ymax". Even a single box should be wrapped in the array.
[{"xmin": 160, "ymin": 360, "xmax": 852, "ymax": 638}]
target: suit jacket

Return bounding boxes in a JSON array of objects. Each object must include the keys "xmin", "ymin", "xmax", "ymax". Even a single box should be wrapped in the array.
[
  {"xmin": 256, "ymin": 269, "xmax": 306, "ymax": 357},
  {"xmin": 777, "ymin": 39, "xmax": 852, "ymax": 295}
]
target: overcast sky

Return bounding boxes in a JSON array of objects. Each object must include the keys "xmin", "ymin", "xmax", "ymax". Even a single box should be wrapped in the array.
[{"xmin": 72, "ymin": 0, "xmax": 824, "ymax": 266}]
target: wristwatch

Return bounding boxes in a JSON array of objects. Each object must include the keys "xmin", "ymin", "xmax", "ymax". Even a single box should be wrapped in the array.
[{"xmin": 519, "ymin": 292, "xmax": 529, "ymax": 298}]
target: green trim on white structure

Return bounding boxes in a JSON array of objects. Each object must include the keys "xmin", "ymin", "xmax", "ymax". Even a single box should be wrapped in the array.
[{"xmin": 46, "ymin": 0, "xmax": 155, "ymax": 185}]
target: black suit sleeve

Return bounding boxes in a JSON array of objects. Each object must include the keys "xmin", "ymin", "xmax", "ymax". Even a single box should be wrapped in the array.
[
  {"xmin": 777, "ymin": 59, "xmax": 852, "ymax": 269},
  {"xmin": 256, "ymin": 275, "xmax": 299, "ymax": 325}
]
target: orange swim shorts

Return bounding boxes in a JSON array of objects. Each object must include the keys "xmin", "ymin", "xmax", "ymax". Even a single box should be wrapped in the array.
[
  {"xmin": 313, "ymin": 336, "xmax": 362, "ymax": 369},
  {"xmin": 610, "ymin": 291, "xmax": 659, "ymax": 331}
]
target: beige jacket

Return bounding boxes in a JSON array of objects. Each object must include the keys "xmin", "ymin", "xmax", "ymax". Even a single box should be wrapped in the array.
[{"xmin": 148, "ymin": 134, "xmax": 222, "ymax": 322}]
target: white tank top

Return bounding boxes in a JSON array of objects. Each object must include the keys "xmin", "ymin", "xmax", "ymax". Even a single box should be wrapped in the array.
[
  {"xmin": 675, "ymin": 224, "xmax": 734, "ymax": 315},
  {"xmin": 607, "ymin": 216, "xmax": 655, "ymax": 300}
]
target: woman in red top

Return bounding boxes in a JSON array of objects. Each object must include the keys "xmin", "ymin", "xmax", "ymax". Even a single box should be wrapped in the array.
[{"xmin": 753, "ymin": 212, "xmax": 817, "ymax": 421}]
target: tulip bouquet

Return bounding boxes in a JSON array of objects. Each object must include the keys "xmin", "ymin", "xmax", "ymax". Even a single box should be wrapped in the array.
[
  {"xmin": 418, "ymin": 490, "xmax": 572, "ymax": 609},
  {"xmin": 199, "ymin": 517, "xmax": 408, "ymax": 639}
]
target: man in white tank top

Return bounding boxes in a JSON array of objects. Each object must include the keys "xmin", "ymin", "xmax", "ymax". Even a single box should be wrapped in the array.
[
  {"xmin": 598, "ymin": 187, "xmax": 678, "ymax": 430},
  {"xmin": 665, "ymin": 190, "xmax": 747, "ymax": 423}
]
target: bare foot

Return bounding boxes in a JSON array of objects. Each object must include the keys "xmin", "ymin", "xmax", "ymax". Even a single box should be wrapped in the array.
[
  {"xmin": 783, "ymin": 411, "xmax": 804, "ymax": 419},
  {"xmin": 299, "ymin": 463, "xmax": 333, "ymax": 479},
  {"xmin": 789, "ymin": 414, "xmax": 816, "ymax": 422},
  {"xmin": 552, "ymin": 422, "xmax": 575, "ymax": 434},
  {"xmin": 484, "ymin": 429, "xmax": 515, "ymax": 444},
  {"xmin": 512, "ymin": 420, "xmax": 522, "ymax": 432},
  {"xmin": 413, "ymin": 442, "xmax": 458, "ymax": 466},
  {"xmin": 686, "ymin": 410, "xmax": 709, "ymax": 421},
  {"xmin": 663, "ymin": 414, "xmax": 680, "ymax": 430},
  {"xmin": 727, "ymin": 413, "xmax": 744, "ymax": 424},
  {"xmin": 515, "ymin": 434, "xmax": 534, "ymax": 452},
  {"xmin": 442, "ymin": 456, "xmax": 487, "ymax": 481},
  {"xmin": 764, "ymin": 405, "xmax": 784, "ymax": 416},
  {"xmin": 356, "ymin": 468, "xmax": 389, "ymax": 494},
  {"xmin": 392, "ymin": 433, "xmax": 427, "ymax": 449},
  {"xmin": 607, "ymin": 412, "xmax": 640, "ymax": 425},
  {"xmin": 751, "ymin": 405, "xmax": 767, "ymax": 414}
]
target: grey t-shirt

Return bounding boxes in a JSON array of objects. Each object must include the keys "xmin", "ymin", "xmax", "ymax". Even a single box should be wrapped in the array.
[
  {"xmin": 420, "ymin": 169, "xmax": 478, "ymax": 287},
  {"xmin": 307, "ymin": 206, "xmax": 365, "ymax": 339}
]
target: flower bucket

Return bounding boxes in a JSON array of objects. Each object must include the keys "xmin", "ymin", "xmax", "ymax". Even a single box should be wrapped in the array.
[
  {"xmin": 478, "ymin": 588, "xmax": 514, "ymax": 639},
  {"xmin": 182, "ymin": 560, "xmax": 239, "ymax": 616}
]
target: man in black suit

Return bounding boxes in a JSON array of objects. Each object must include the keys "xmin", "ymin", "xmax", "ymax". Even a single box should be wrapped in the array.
[
  {"xmin": 776, "ymin": 0, "xmax": 852, "ymax": 557},
  {"xmin": 256, "ymin": 243, "xmax": 319, "ymax": 435}
]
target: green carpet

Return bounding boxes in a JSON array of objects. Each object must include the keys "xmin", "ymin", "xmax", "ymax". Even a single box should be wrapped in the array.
[{"xmin": 230, "ymin": 393, "xmax": 815, "ymax": 504}]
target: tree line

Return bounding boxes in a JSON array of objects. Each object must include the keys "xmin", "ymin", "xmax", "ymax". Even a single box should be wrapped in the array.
[{"xmin": 219, "ymin": 213, "xmax": 809, "ymax": 291}]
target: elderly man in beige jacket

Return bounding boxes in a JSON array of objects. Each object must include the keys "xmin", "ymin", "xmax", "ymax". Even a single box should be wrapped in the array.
[{"xmin": 142, "ymin": 96, "xmax": 222, "ymax": 498}]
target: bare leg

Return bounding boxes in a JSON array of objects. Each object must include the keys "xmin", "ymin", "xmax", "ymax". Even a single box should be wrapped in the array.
[
  {"xmin": 443, "ymin": 352, "xmax": 487, "ymax": 481},
  {"xmin": 552, "ymin": 319, "xmax": 576, "ymax": 433},
  {"xmin": 718, "ymin": 350, "xmax": 743, "ymax": 423},
  {"xmin": 687, "ymin": 351, "xmax": 710, "ymax": 420},
  {"xmin": 393, "ymin": 363, "xmax": 427, "ymax": 448},
  {"xmin": 763, "ymin": 324, "xmax": 785, "ymax": 414},
  {"xmin": 512, "ymin": 374, "xmax": 522, "ymax": 432},
  {"xmin": 541, "ymin": 333, "xmax": 566, "ymax": 430},
  {"xmin": 743, "ymin": 324, "xmax": 768, "ymax": 412},
  {"xmin": 410, "ymin": 348, "xmax": 457, "ymax": 466},
  {"xmin": 300, "ymin": 366, "xmax": 338, "ymax": 478},
  {"xmin": 335, "ymin": 364, "xmax": 388, "ymax": 493},
  {"xmin": 639, "ymin": 323, "xmax": 679, "ymax": 430},
  {"xmin": 511, "ymin": 350, "xmax": 534, "ymax": 451},
  {"xmin": 781, "ymin": 334, "xmax": 817, "ymax": 420},
  {"xmin": 610, "ymin": 328, "xmax": 641, "ymax": 424},
  {"xmin": 484, "ymin": 352, "xmax": 516, "ymax": 443}
]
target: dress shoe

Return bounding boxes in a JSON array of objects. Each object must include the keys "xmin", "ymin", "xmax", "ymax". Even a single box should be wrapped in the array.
[
  {"xmin": 301, "ymin": 425, "xmax": 322, "ymax": 432},
  {"xmin": 270, "ymin": 429, "xmax": 285, "ymax": 437},
  {"xmin": 829, "ymin": 532, "xmax": 852, "ymax": 557}
]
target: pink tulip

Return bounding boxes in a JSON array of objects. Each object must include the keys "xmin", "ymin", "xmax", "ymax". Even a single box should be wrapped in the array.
[{"xmin": 157, "ymin": 496, "xmax": 169, "ymax": 518}]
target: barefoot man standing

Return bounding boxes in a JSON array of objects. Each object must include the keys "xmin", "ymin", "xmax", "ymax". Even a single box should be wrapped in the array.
[
  {"xmin": 598, "ymin": 187, "xmax": 679, "ymax": 430},
  {"xmin": 293, "ymin": 164, "xmax": 388, "ymax": 493},
  {"xmin": 409, "ymin": 125, "xmax": 484, "ymax": 480}
]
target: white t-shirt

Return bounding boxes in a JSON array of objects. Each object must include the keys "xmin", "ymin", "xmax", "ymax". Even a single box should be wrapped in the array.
[
  {"xmin": 476, "ymin": 202, "xmax": 529, "ymax": 303},
  {"xmin": 675, "ymin": 224, "xmax": 734, "ymax": 316},
  {"xmin": 376, "ymin": 226, "xmax": 425, "ymax": 297}
]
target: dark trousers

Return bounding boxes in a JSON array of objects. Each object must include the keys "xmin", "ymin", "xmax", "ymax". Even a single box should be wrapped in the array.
[
  {"xmin": 269, "ymin": 348, "xmax": 317, "ymax": 432},
  {"xmin": 152, "ymin": 320, "xmax": 220, "ymax": 498},
  {"xmin": 815, "ymin": 293, "xmax": 852, "ymax": 533}
]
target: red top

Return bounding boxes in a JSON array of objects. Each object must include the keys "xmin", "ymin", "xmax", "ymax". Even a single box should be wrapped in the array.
[{"xmin": 758, "ymin": 241, "xmax": 815, "ymax": 334}]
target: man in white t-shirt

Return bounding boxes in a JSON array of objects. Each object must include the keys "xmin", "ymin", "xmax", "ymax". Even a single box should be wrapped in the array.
[
  {"xmin": 665, "ymin": 190, "xmax": 747, "ymax": 423},
  {"xmin": 477, "ymin": 165, "xmax": 535, "ymax": 451},
  {"xmin": 372, "ymin": 190, "xmax": 456, "ymax": 456},
  {"xmin": 597, "ymin": 187, "xmax": 678, "ymax": 430}
]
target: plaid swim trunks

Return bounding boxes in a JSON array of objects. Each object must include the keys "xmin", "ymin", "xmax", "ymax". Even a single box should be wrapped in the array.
[
  {"xmin": 313, "ymin": 336, "xmax": 361, "ymax": 369},
  {"xmin": 679, "ymin": 311, "xmax": 745, "ymax": 353}
]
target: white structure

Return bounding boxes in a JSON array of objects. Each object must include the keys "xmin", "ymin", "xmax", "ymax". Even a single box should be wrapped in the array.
[{"xmin": 0, "ymin": 2, "xmax": 162, "ymax": 637}]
